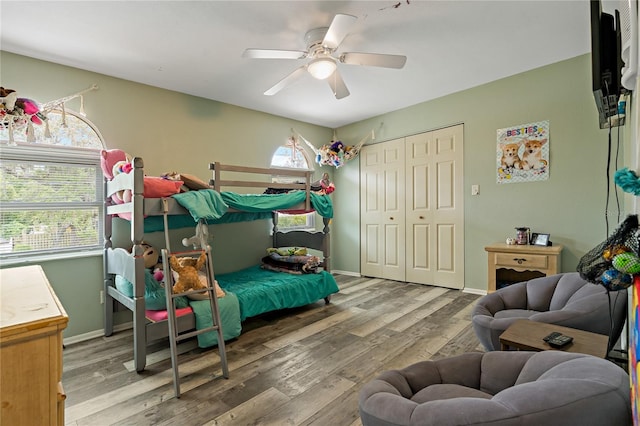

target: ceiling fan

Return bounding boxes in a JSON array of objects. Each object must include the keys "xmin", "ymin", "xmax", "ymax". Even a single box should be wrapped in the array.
[{"xmin": 242, "ymin": 14, "xmax": 407, "ymax": 99}]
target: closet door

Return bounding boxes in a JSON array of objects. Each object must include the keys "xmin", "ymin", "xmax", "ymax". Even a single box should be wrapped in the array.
[
  {"xmin": 406, "ymin": 125, "xmax": 464, "ymax": 289},
  {"xmin": 360, "ymin": 138, "xmax": 405, "ymax": 281}
]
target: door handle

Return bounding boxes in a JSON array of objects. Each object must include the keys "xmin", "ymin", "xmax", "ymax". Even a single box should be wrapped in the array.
[
  {"xmin": 419, "ymin": 216, "xmax": 424, "ymax": 219},
  {"xmin": 389, "ymin": 217, "xmax": 394, "ymax": 220}
]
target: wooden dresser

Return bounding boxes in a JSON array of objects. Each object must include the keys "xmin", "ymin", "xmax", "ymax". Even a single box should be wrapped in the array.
[
  {"xmin": 1, "ymin": 265, "xmax": 68, "ymax": 425},
  {"xmin": 485, "ymin": 243, "xmax": 563, "ymax": 293}
]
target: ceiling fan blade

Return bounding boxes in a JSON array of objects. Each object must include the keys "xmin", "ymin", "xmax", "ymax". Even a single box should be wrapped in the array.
[
  {"xmin": 327, "ymin": 69, "xmax": 350, "ymax": 99},
  {"xmin": 264, "ymin": 66, "xmax": 307, "ymax": 96},
  {"xmin": 322, "ymin": 14, "xmax": 357, "ymax": 50},
  {"xmin": 242, "ymin": 48, "xmax": 306, "ymax": 60},
  {"xmin": 340, "ymin": 52, "xmax": 407, "ymax": 69}
]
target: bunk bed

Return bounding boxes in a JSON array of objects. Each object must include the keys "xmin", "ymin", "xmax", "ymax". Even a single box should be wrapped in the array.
[{"xmin": 103, "ymin": 157, "xmax": 338, "ymax": 372}]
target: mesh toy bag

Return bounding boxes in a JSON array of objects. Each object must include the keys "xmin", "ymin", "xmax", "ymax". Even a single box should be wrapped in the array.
[{"xmin": 577, "ymin": 214, "xmax": 640, "ymax": 291}]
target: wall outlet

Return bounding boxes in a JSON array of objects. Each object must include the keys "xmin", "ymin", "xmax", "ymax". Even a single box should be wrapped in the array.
[
  {"xmin": 100, "ymin": 290, "xmax": 105, "ymax": 304},
  {"xmin": 471, "ymin": 184, "xmax": 480, "ymax": 196}
]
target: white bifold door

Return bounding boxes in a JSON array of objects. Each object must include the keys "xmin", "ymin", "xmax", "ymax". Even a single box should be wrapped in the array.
[{"xmin": 360, "ymin": 124, "xmax": 464, "ymax": 289}]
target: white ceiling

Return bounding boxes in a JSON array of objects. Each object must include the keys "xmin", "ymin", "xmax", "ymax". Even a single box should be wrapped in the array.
[{"xmin": 1, "ymin": 1, "xmax": 596, "ymax": 128}]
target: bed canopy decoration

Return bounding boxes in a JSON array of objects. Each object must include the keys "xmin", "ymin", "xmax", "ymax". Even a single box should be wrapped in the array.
[
  {"xmin": 292, "ymin": 125, "xmax": 379, "ymax": 168},
  {"xmin": 0, "ymin": 84, "xmax": 98, "ymax": 143}
]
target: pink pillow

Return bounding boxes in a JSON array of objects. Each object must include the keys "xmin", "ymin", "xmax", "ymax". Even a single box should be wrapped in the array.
[
  {"xmin": 145, "ymin": 307, "xmax": 193, "ymax": 322},
  {"xmin": 143, "ymin": 177, "xmax": 183, "ymax": 197}
]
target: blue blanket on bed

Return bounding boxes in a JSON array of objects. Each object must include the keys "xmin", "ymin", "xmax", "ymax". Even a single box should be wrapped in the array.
[
  {"xmin": 174, "ymin": 189, "xmax": 334, "ymax": 221},
  {"xmin": 216, "ymin": 265, "xmax": 339, "ymax": 321},
  {"xmin": 143, "ymin": 189, "xmax": 334, "ymax": 232},
  {"xmin": 190, "ymin": 293, "xmax": 242, "ymax": 348}
]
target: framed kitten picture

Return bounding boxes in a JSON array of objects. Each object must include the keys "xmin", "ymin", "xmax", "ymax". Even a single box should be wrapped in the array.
[{"xmin": 496, "ymin": 120, "xmax": 550, "ymax": 184}]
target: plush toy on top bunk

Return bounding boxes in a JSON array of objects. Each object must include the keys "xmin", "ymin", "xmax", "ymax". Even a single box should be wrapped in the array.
[
  {"xmin": 101, "ymin": 148, "xmax": 184, "ymax": 203},
  {"xmin": 101, "ymin": 148, "xmax": 134, "ymax": 203}
]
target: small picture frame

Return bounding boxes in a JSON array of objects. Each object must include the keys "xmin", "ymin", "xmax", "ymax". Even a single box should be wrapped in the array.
[{"xmin": 531, "ymin": 233, "xmax": 550, "ymax": 246}]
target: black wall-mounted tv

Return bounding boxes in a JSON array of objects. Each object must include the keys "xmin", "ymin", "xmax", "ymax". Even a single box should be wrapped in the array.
[{"xmin": 590, "ymin": 0, "xmax": 623, "ymax": 128}]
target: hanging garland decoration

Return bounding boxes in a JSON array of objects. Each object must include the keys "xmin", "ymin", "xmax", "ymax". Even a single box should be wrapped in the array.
[
  {"xmin": 1, "ymin": 84, "xmax": 98, "ymax": 143},
  {"xmin": 292, "ymin": 125, "xmax": 379, "ymax": 168}
]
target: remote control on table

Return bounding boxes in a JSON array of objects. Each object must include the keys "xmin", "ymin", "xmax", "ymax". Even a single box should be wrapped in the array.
[
  {"xmin": 543, "ymin": 332, "xmax": 562, "ymax": 342},
  {"xmin": 547, "ymin": 334, "xmax": 573, "ymax": 348}
]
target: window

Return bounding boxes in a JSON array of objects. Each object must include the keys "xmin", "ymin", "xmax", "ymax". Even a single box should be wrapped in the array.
[
  {"xmin": 0, "ymin": 109, "xmax": 105, "ymax": 261},
  {"xmin": 271, "ymin": 140, "xmax": 309, "ymax": 169},
  {"xmin": 270, "ymin": 137, "xmax": 315, "ymax": 231}
]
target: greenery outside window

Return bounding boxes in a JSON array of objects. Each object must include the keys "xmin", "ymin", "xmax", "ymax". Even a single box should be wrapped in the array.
[
  {"xmin": 270, "ymin": 137, "xmax": 315, "ymax": 231},
  {"xmin": 0, "ymin": 109, "xmax": 105, "ymax": 262}
]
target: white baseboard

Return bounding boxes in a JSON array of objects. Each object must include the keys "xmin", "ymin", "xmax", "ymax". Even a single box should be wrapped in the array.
[
  {"xmin": 332, "ymin": 269, "xmax": 360, "ymax": 277},
  {"xmin": 462, "ymin": 287, "xmax": 487, "ymax": 296},
  {"xmin": 63, "ymin": 321, "xmax": 133, "ymax": 346},
  {"xmin": 332, "ymin": 269, "xmax": 487, "ymax": 295}
]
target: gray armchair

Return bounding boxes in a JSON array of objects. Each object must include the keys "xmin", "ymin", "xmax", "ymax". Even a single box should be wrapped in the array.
[
  {"xmin": 358, "ymin": 351, "xmax": 631, "ymax": 426},
  {"xmin": 472, "ymin": 272, "xmax": 627, "ymax": 352}
]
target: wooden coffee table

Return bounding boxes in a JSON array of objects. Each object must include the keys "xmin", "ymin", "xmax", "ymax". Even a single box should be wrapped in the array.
[{"xmin": 499, "ymin": 319, "xmax": 609, "ymax": 358}]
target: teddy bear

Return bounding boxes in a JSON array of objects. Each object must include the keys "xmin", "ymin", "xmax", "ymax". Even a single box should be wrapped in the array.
[{"xmin": 169, "ymin": 252, "xmax": 208, "ymax": 294}]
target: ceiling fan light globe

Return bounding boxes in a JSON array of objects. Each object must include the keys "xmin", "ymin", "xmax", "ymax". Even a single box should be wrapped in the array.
[{"xmin": 307, "ymin": 58, "xmax": 337, "ymax": 80}]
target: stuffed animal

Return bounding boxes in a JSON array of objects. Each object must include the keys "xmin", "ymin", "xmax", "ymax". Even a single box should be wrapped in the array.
[
  {"xmin": 153, "ymin": 266, "xmax": 164, "ymax": 282},
  {"xmin": 321, "ymin": 178, "xmax": 335, "ymax": 194},
  {"xmin": 0, "ymin": 87, "xmax": 18, "ymax": 122},
  {"xmin": 100, "ymin": 149, "xmax": 132, "ymax": 180},
  {"xmin": 330, "ymin": 140, "xmax": 344, "ymax": 153},
  {"xmin": 140, "ymin": 241, "xmax": 159, "ymax": 269},
  {"xmin": 343, "ymin": 145, "xmax": 359, "ymax": 161},
  {"xmin": 101, "ymin": 149, "xmax": 133, "ymax": 203},
  {"xmin": 169, "ymin": 252, "xmax": 208, "ymax": 294},
  {"xmin": 0, "ymin": 88, "xmax": 47, "ymax": 129},
  {"xmin": 15, "ymin": 98, "xmax": 45, "ymax": 125}
]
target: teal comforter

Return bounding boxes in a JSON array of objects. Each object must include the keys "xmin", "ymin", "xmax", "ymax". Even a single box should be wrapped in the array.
[
  {"xmin": 216, "ymin": 265, "xmax": 339, "ymax": 321},
  {"xmin": 143, "ymin": 189, "xmax": 333, "ymax": 232},
  {"xmin": 189, "ymin": 293, "xmax": 242, "ymax": 348},
  {"xmin": 175, "ymin": 189, "xmax": 333, "ymax": 221}
]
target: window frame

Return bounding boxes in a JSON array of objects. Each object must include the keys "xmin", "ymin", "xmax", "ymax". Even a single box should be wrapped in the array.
[
  {"xmin": 270, "ymin": 137, "xmax": 317, "ymax": 232},
  {"xmin": 0, "ymin": 109, "xmax": 105, "ymax": 264}
]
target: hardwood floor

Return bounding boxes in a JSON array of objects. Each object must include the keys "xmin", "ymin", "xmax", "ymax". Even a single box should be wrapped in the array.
[{"xmin": 62, "ymin": 275, "xmax": 484, "ymax": 425}]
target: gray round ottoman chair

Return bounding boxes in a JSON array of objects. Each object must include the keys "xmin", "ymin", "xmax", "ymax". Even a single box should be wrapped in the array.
[
  {"xmin": 358, "ymin": 350, "xmax": 631, "ymax": 426},
  {"xmin": 471, "ymin": 272, "xmax": 627, "ymax": 352}
]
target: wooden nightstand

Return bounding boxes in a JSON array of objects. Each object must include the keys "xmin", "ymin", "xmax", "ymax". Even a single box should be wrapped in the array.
[{"xmin": 485, "ymin": 243, "xmax": 563, "ymax": 293}]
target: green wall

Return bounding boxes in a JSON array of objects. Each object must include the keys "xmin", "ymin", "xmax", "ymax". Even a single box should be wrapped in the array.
[
  {"xmin": 1, "ymin": 51, "xmax": 333, "ymax": 339},
  {"xmin": 333, "ymin": 54, "xmax": 631, "ymax": 291},
  {"xmin": 1, "ymin": 51, "xmax": 633, "ymax": 340}
]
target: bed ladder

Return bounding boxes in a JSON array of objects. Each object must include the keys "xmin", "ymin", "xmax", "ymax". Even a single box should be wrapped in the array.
[{"xmin": 161, "ymin": 246, "xmax": 229, "ymax": 398}]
